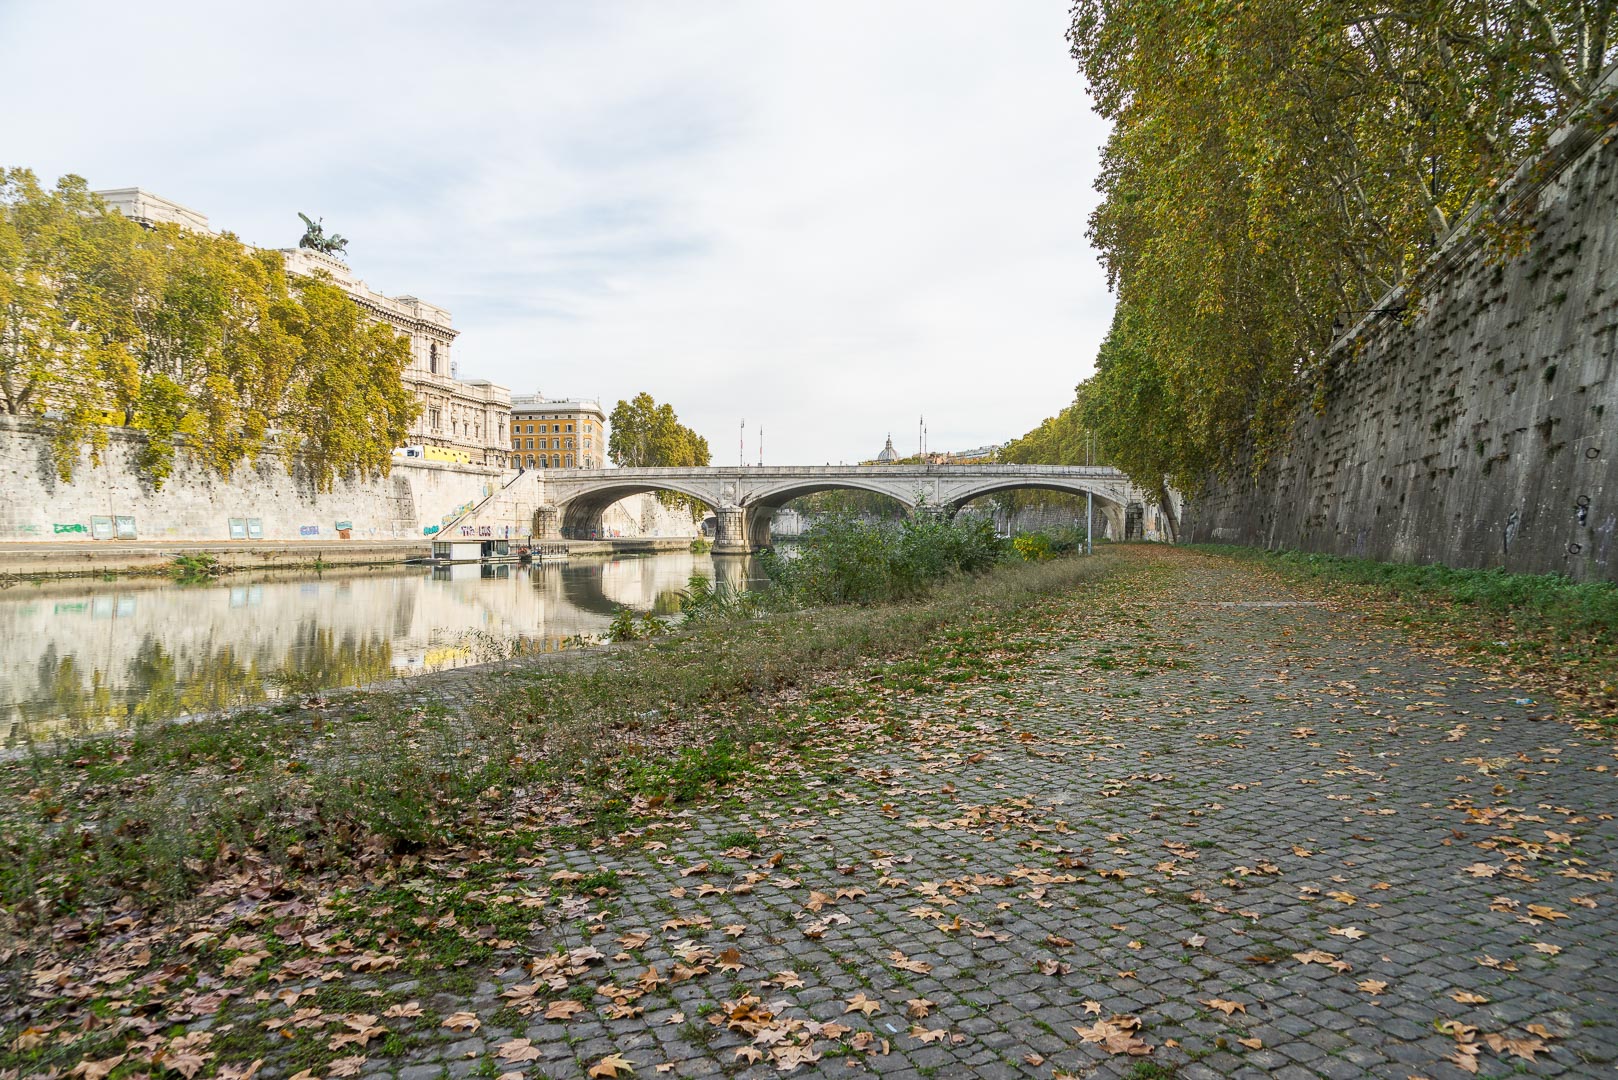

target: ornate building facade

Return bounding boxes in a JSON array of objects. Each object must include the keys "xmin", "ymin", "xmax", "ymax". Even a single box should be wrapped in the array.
[{"xmin": 94, "ymin": 188, "xmax": 512, "ymax": 468}]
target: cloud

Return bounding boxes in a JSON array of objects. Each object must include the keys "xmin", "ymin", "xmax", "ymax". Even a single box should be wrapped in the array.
[{"xmin": 0, "ymin": 0, "xmax": 1113, "ymax": 464}]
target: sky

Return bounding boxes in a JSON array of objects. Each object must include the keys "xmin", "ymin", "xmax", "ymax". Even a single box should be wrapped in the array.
[{"xmin": 0, "ymin": 1, "xmax": 1114, "ymax": 465}]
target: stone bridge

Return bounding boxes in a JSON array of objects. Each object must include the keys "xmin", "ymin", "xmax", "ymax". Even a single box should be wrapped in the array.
[{"xmin": 527, "ymin": 464, "xmax": 1151, "ymax": 553}]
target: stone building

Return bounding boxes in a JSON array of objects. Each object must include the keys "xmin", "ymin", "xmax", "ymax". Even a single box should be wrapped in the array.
[
  {"xmin": 93, "ymin": 187, "xmax": 512, "ymax": 468},
  {"xmin": 509, "ymin": 393, "xmax": 605, "ymax": 469}
]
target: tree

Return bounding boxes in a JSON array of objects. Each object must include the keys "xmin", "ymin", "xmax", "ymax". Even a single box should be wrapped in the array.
[
  {"xmin": 607, "ymin": 392, "xmax": 711, "ymax": 469},
  {"xmin": 1067, "ymin": 0, "xmax": 1616, "ymax": 484},
  {"xmin": 280, "ymin": 276, "xmax": 418, "ymax": 490},
  {"xmin": 607, "ymin": 392, "xmax": 712, "ymax": 513},
  {"xmin": 1, "ymin": 168, "xmax": 419, "ymax": 488}
]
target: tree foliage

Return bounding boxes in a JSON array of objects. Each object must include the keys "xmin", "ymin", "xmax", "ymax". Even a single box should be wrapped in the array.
[
  {"xmin": 606, "ymin": 392, "xmax": 711, "ymax": 469},
  {"xmin": 0, "ymin": 169, "xmax": 418, "ymax": 488},
  {"xmin": 607, "ymin": 392, "xmax": 712, "ymax": 513},
  {"xmin": 1067, "ymin": 0, "xmax": 1616, "ymax": 487}
]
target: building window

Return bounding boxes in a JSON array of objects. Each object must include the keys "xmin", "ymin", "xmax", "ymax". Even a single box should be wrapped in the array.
[
  {"xmin": 566, "ymin": 454, "xmax": 574, "ymax": 467},
  {"xmin": 566, "ymin": 423, "xmax": 574, "ymax": 432},
  {"xmin": 428, "ymin": 407, "xmax": 441, "ymax": 429},
  {"xmin": 430, "ymin": 343, "xmax": 438, "ymax": 374},
  {"xmin": 525, "ymin": 455, "xmax": 535, "ymax": 468}
]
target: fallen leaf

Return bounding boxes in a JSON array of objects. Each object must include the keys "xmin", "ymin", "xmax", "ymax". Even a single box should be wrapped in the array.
[
  {"xmin": 442, "ymin": 1012, "xmax": 481, "ymax": 1032},
  {"xmin": 844, "ymin": 992, "xmax": 882, "ymax": 1016},
  {"xmin": 1450, "ymin": 991, "xmax": 1490, "ymax": 1005},
  {"xmin": 1073, "ymin": 1014, "xmax": 1152, "ymax": 1056},
  {"xmin": 588, "ymin": 1053, "xmax": 636, "ymax": 1078},
  {"xmin": 1200, "ymin": 998, "xmax": 1246, "ymax": 1016},
  {"xmin": 1237, "ymin": 1037, "xmax": 1263, "ymax": 1049},
  {"xmin": 496, "ymin": 1039, "xmax": 543, "ymax": 1063},
  {"xmin": 546, "ymin": 1000, "xmax": 587, "ymax": 1020}
]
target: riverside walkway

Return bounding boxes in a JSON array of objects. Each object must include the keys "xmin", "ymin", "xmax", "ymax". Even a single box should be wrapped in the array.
[{"xmin": 368, "ymin": 549, "xmax": 1617, "ymax": 1079}]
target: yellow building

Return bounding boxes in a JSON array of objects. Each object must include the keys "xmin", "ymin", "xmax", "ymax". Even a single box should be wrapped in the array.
[{"xmin": 509, "ymin": 394, "xmax": 605, "ymax": 470}]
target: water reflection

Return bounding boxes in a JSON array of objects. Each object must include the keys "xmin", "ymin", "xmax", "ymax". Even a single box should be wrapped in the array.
[{"xmin": 0, "ymin": 552, "xmax": 764, "ymax": 744}]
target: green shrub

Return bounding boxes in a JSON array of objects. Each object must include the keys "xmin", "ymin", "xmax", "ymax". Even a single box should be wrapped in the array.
[{"xmin": 761, "ymin": 512, "xmax": 1007, "ymax": 607}]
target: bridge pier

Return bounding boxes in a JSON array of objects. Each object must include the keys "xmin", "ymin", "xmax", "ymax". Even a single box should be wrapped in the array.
[
  {"xmin": 713, "ymin": 506, "xmax": 751, "ymax": 554},
  {"xmin": 532, "ymin": 504, "xmax": 561, "ymax": 541}
]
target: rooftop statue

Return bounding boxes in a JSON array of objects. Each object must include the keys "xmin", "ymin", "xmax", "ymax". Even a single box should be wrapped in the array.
[{"xmin": 297, "ymin": 212, "xmax": 348, "ymax": 257}]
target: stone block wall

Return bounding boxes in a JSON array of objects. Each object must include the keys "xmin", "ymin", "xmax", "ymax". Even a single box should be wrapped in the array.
[
  {"xmin": 1182, "ymin": 93, "xmax": 1617, "ymax": 582},
  {"xmin": 0, "ymin": 418, "xmax": 504, "ymax": 544}
]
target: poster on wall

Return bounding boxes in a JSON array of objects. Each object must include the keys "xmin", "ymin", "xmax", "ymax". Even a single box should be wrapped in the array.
[
  {"xmin": 228, "ymin": 518, "xmax": 247, "ymax": 540},
  {"xmin": 114, "ymin": 516, "xmax": 137, "ymax": 540},
  {"xmin": 246, "ymin": 518, "xmax": 264, "ymax": 540},
  {"xmin": 335, "ymin": 519, "xmax": 353, "ymax": 540},
  {"xmin": 90, "ymin": 517, "xmax": 114, "ymax": 540}
]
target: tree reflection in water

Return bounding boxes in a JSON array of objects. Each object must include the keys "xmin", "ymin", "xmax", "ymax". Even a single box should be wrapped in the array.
[{"xmin": 0, "ymin": 552, "xmax": 760, "ymax": 743}]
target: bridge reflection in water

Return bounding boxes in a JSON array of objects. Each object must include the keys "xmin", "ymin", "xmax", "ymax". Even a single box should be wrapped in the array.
[{"xmin": 0, "ymin": 551, "xmax": 765, "ymax": 745}]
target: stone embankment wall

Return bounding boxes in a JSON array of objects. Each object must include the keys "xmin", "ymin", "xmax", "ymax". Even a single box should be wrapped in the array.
[
  {"xmin": 1183, "ymin": 90, "xmax": 1617, "ymax": 581},
  {"xmin": 0, "ymin": 417, "xmax": 501, "ymax": 544},
  {"xmin": 0, "ymin": 417, "xmax": 699, "ymax": 548}
]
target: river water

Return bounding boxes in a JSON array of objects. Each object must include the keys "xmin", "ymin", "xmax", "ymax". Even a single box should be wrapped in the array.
[{"xmin": 0, "ymin": 551, "xmax": 764, "ymax": 745}]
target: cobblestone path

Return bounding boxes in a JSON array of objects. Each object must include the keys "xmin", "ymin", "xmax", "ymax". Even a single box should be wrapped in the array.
[{"xmin": 380, "ymin": 551, "xmax": 1618, "ymax": 1079}]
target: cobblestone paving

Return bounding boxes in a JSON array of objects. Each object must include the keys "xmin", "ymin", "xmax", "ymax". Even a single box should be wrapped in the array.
[{"xmin": 377, "ymin": 554, "xmax": 1618, "ymax": 1079}]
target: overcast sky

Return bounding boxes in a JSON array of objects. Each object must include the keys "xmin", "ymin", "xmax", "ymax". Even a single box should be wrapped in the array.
[{"xmin": 2, "ymin": 1, "xmax": 1113, "ymax": 465}]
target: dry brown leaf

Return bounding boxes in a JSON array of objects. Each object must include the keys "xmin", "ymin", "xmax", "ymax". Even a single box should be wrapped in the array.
[
  {"xmin": 442, "ymin": 1012, "xmax": 481, "ymax": 1032},
  {"xmin": 545, "ymin": 1000, "xmax": 587, "ymax": 1021},
  {"xmin": 588, "ymin": 1053, "xmax": 636, "ymax": 1078},
  {"xmin": 1200, "ymin": 998, "xmax": 1246, "ymax": 1016},
  {"xmin": 844, "ymin": 992, "xmax": 882, "ymax": 1016},
  {"xmin": 496, "ymin": 1039, "xmax": 543, "ymax": 1063}
]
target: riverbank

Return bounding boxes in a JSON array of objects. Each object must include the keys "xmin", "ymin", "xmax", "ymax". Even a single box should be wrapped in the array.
[
  {"xmin": 5, "ymin": 545, "xmax": 1615, "ymax": 1079},
  {"xmin": 0, "ymin": 536, "xmax": 698, "ymax": 578}
]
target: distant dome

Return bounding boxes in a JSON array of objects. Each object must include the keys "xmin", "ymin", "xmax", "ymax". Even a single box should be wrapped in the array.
[{"xmin": 876, "ymin": 434, "xmax": 899, "ymax": 463}]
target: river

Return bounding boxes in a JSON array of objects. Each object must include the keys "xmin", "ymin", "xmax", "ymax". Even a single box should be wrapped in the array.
[{"xmin": 0, "ymin": 550, "xmax": 765, "ymax": 745}]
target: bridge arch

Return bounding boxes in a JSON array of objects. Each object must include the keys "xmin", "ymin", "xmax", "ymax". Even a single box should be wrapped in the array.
[
  {"xmin": 554, "ymin": 480, "xmax": 720, "ymax": 539},
  {"xmin": 740, "ymin": 480, "xmax": 923, "ymax": 549},
  {"xmin": 943, "ymin": 479, "xmax": 1130, "ymax": 540}
]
